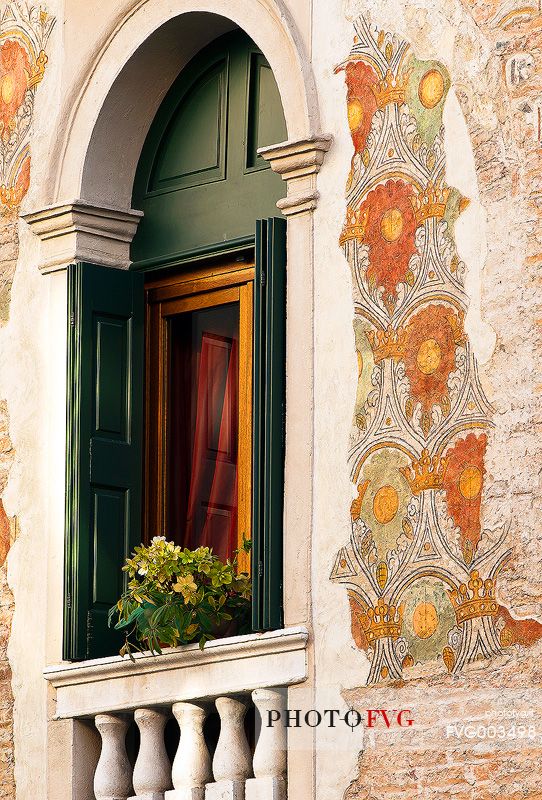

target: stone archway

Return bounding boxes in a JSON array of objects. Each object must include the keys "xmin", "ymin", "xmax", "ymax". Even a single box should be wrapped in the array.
[{"xmin": 48, "ymin": 0, "xmax": 321, "ymax": 211}]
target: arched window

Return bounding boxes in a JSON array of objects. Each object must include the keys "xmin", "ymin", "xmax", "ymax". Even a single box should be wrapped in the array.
[{"xmin": 63, "ymin": 30, "xmax": 287, "ymax": 660}]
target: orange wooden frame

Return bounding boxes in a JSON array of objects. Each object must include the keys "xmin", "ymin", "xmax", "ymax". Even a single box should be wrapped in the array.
[{"xmin": 144, "ymin": 261, "xmax": 254, "ymax": 573}]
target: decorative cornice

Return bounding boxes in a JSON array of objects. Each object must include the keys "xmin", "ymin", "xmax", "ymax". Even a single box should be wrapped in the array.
[
  {"xmin": 259, "ymin": 136, "xmax": 333, "ymax": 180},
  {"xmin": 43, "ymin": 626, "xmax": 309, "ymax": 719},
  {"xmin": 22, "ymin": 201, "xmax": 143, "ymax": 274},
  {"xmin": 276, "ymin": 191, "xmax": 322, "ymax": 216},
  {"xmin": 259, "ymin": 135, "xmax": 332, "ymax": 216}
]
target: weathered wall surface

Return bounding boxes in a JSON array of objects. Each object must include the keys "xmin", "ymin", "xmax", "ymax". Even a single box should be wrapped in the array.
[
  {"xmin": 311, "ymin": 0, "xmax": 542, "ymax": 798},
  {"xmin": 0, "ymin": 3, "xmax": 55, "ymax": 798},
  {"xmin": 457, "ymin": 0, "xmax": 542, "ymax": 618},
  {"xmin": 329, "ymin": 15, "xmax": 521, "ymax": 686},
  {"xmin": 343, "ymin": 639, "xmax": 542, "ymax": 799},
  {"xmin": 0, "ymin": 0, "xmax": 539, "ymax": 798},
  {"xmin": 0, "ymin": 400, "xmax": 14, "ymax": 800}
]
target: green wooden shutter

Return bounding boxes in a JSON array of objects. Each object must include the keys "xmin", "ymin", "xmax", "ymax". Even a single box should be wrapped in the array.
[
  {"xmin": 64, "ymin": 263, "xmax": 144, "ymax": 661},
  {"xmin": 252, "ymin": 218, "xmax": 286, "ymax": 631}
]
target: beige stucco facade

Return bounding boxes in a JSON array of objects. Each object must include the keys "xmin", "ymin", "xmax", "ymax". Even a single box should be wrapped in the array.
[{"xmin": 0, "ymin": 0, "xmax": 540, "ymax": 798}]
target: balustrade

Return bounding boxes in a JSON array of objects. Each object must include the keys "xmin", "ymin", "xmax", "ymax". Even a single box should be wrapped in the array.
[
  {"xmin": 92, "ymin": 689, "xmax": 287, "ymax": 800},
  {"xmin": 246, "ymin": 689, "xmax": 286, "ymax": 800}
]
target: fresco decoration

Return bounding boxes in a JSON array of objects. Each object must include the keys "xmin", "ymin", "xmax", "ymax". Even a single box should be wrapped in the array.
[
  {"xmin": 331, "ymin": 16, "xmax": 542, "ymax": 684},
  {"xmin": 0, "ymin": 1, "xmax": 54, "ymax": 212}
]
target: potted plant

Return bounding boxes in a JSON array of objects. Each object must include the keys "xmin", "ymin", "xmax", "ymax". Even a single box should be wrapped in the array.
[{"xmin": 109, "ymin": 536, "xmax": 252, "ymax": 658}]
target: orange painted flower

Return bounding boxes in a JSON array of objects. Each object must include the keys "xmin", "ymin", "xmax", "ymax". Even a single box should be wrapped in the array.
[
  {"xmin": 343, "ymin": 61, "xmax": 379, "ymax": 154},
  {"xmin": 496, "ymin": 604, "xmax": 542, "ymax": 648},
  {"xmin": 361, "ymin": 179, "xmax": 418, "ymax": 306},
  {"xmin": 403, "ymin": 304, "xmax": 464, "ymax": 413},
  {"xmin": 442, "ymin": 432, "xmax": 487, "ymax": 561},
  {"xmin": 0, "ymin": 39, "xmax": 30, "ymax": 134}
]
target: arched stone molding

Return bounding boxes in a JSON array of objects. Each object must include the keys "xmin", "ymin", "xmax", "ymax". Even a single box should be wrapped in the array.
[
  {"xmin": 50, "ymin": 0, "xmax": 321, "ymax": 204},
  {"xmin": 24, "ymin": 2, "xmax": 330, "ymax": 271}
]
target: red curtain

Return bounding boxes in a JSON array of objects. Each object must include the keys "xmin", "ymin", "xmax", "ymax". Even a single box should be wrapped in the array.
[{"xmin": 184, "ymin": 333, "xmax": 238, "ymax": 560}]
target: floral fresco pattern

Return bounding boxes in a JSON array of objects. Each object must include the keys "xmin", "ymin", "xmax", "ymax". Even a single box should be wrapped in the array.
[
  {"xmin": 331, "ymin": 16, "xmax": 542, "ymax": 684},
  {"xmin": 0, "ymin": 1, "xmax": 54, "ymax": 212}
]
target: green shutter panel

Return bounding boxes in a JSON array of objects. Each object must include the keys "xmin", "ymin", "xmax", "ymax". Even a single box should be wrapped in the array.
[
  {"xmin": 64, "ymin": 263, "xmax": 144, "ymax": 661},
  {"xmin": 252, "ymin": 218, "xmax": 286, "ymax": 631}
]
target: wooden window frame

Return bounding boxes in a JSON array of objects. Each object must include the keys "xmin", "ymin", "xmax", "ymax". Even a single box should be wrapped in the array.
[{"xmin": 144, "ymin": 259, "xmax": 254, "ymax": 573}]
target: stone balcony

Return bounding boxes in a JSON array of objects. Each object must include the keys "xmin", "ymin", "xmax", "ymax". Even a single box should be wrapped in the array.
[{"xmin": 43, "ymin": 626, "xmax": 309, "ymax": 800}]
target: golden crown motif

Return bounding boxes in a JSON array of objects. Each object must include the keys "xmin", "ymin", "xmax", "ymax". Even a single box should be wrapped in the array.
[
  {"xmin": 366, "ymin": 324, "xmax": 408, "ymax": 363},
  {"xmin": 339, "ymin": 205, "xmax": 369, "ymax": 246},
  {"xmin": 410, "ymin": 181, "xmax": 451, "ymax": 225},
  {"xmin": 400, "ymin": 449, "xmax": 448, "ymax": 493},
  {"xmin": 365, "ymin": 598, "xmax": 403, "ymax": 643},
  {"xmin": 447, "ymin": 571, "xmax": 498, "ymax": 623},
  {"xmin": 370, "ymin": 69, "xmax": 410, "ymax": 108}
]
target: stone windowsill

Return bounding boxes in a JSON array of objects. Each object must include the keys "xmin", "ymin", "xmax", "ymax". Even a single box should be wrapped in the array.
[{"xmin": 43, "ymin": 626, "xmax": 309, "ymax": 719}]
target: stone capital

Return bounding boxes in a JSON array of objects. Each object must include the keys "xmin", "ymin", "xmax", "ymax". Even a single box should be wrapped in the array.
[
  {"xmin": 258, "ymin": 135, "xmax": 332, "ymax": 216},
  {"xmin": 22, "ymin": 200, "xmax": 143, "ymax": 274}
]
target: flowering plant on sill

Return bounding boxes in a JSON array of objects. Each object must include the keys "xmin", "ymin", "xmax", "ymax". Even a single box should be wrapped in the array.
[{"xmin": 108, "ymin": 536, "xmax": 252, "ymax": 658}]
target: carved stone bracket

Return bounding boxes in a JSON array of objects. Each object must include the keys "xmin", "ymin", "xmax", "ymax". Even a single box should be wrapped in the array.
[
  {"xmin": 258, "ymin": 135, "xmax": 333, "ymax": 216},
  {"xmin": 22, "ymin": 201, "xmax": 144, "ymax": 274}
]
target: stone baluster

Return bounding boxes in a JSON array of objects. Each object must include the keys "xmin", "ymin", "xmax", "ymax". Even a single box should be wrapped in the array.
[
  {"xmin": 130, "ymin": 708, "xmax": 172, "ymax": 800},
  {"xmin": 166, "ymin": 701, "xmax": 212, "ymax": 800},
  {"xmin": 94, "ymin": 713, "xmax": 133, "ymax": 800},
  {"xmin": 206, "ymin": 696, "xmax": 252, "ymax": 800},
  {"xmin": 246, "ymin": 689, "xmax": 287, "ymax": 800}
]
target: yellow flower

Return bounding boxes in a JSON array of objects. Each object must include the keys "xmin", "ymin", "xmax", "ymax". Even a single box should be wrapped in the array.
[{"xmin": 172, "ymin": 574, "xmax": 197, "ymax": 601}]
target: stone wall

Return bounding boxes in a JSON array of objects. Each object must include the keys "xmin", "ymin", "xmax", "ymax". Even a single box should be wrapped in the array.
[
  {"xmin": 456, "ymin": 0, "xmax": 542, "ymax": 617},
  {"xmin": 344, "ymin": 639, "xmax": 542, "ymax": 799}
]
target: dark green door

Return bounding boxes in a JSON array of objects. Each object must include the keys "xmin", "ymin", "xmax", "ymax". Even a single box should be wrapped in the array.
[
  {"xmin": 131, "ymin": 30, "xmax": 287, "ymax": 269},
  {"xmin": 64, "ymin": 262, "xmax": 144, "ymax": 660}
]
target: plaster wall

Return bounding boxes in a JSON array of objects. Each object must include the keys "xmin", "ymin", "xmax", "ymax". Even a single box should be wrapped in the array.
[
  {"xmin": 0, "ymin": 3, "xmax": 62, "ymax": 798},
  {"xmin": 0, "ymin": 0, "xmax": 539, "ymax": 798}
]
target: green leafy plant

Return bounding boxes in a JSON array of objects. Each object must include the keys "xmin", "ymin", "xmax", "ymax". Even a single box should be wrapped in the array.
[{"xmin": 109, "ymin": 536, "xmax": 252, "ymax": 658}]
